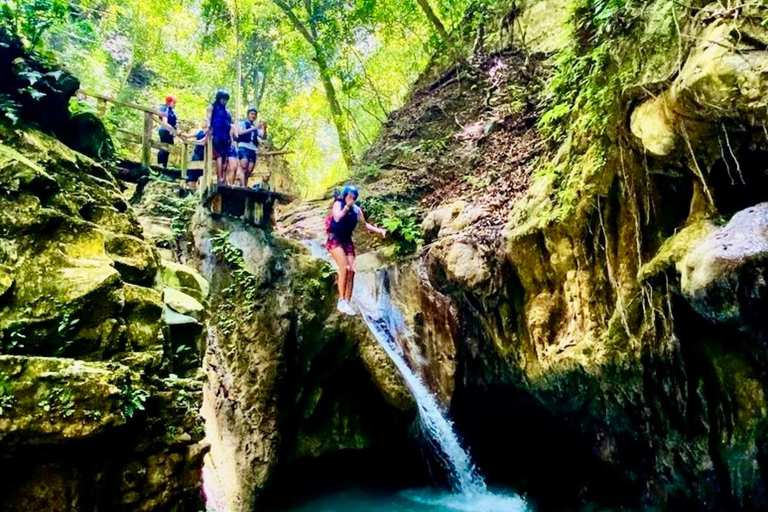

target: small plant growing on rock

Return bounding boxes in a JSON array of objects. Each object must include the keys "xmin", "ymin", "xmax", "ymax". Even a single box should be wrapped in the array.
[
  {"xmin": 0, "ymin": 390, "xmax": 16, "ymax": 416},
  {"xmin": 358, "ymin": 197, "xmax": 423, "ymax": 257},
  {"xmin": 1, "ymin": 326, "xmax": 26, "ymax": 353},
  {"xmin": 210, "ymin": 230, "xmax": 261, "ymax": 336},
  {"xmin": 38, "ymin": 387, "xmax": 75, "ymax": 418},
  {"xmin": 120, "ymin": 386, "xmax": 149, "ymax": 419}
]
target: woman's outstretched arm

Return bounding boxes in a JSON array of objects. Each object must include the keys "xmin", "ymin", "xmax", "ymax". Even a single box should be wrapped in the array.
[{"xmin": 357, "ymin": 208, "xmax": 386, "ymax": 237}]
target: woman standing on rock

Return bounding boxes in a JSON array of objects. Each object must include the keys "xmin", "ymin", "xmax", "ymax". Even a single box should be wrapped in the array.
[{"xmin": 327, "ymin": 185, "xmax": 386, "ymax": 316}]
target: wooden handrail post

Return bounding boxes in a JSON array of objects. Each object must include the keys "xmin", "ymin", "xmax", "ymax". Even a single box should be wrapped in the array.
[
  {"xmin": 180, "ymin": 142, "xmax": 189, "ymax": 174},
  {"xmin": 97, "ymin": 98, "xmax": 107, "ymax": 117},
  {"xmin": 142, "ymin": 111, "xmax": 153, "ymax": 169},
  {"xmin": 202, "ymin": 136, "xmax": 213, "ymax": 196}
]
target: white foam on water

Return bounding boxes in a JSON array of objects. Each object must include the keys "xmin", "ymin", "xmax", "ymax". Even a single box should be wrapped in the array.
[{"xmin": 400, "ymin": 488, "xmax": 529, "ymax": 512}]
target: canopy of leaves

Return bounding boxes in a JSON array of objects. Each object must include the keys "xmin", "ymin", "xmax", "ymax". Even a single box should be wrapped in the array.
[{"xmin": 5, "ymin": 0, "xmax": 489, "ymax": 196}]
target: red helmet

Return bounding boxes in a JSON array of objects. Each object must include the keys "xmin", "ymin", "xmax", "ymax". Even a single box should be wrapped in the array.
[{"xmin": 165, "ymin": 95, "xmax": 176, "ymax": 105}]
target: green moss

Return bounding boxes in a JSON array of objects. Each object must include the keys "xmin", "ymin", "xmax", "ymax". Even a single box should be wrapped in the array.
[
  {"xmin": 37, "ymin": 386, "xmax": 75, "ymax": 418},
  {"xmin": 356, "ymin": 195, "xmax": 423, "ymax": 257},
  {"xmin": 160, "ymin": 260, "xmax": 208, "ymax": 303},
  {"xmin": 516, "ymin": 0, "xmax": 685, "ymax": 229},
  {"xmin": 638, "ymin": 220, "xmax": 717, "ymax": 281},
  {"xmin": 123, "ymin": 284, "xmax": 164, "ymax": 351}
]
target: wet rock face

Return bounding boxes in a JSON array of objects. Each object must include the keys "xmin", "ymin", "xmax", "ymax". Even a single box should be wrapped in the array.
[
  {"xmin": 681, "ymin": 202, "xmax": 768, "ymax": 330},
  {"xmin": 189, "ymin": 214, "xmax": 415, "ymax": 512},
  {"xmin": 631, "ymin": 14, "xmax": 768, "ymax": 157},
  {"xmin": 0, "ymin": 123, "xmax": 207, "ymax": 508}
]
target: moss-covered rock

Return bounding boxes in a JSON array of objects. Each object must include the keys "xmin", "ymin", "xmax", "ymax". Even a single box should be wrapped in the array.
[
  {"xmin": 181, "ymin": 211, "xmax": 414, "ymax": 512},
  {"xmin": 161, "ymin": 260, "xmax": 209, "ymax": 303},
  {"xmin": 326, "ymin": 1, "xmax": 768, "ymax": 510},
  {"xmin": 0, "ymin": 95, "xmax": 206, "ymax": 512},
  {"xmin": 163, "ymin": 287, "xmax": 204, "ymax": 321},
  {"xmin": 0, "ymin": 31, "xmax": 207, "ymax": 512},
  {"xmin": 123, "ymin": 284, "xmax": 164, "ymax": 351},
  {"xmin": 0, "ymin": 356, "xmax": 129, "ymax": 443}
]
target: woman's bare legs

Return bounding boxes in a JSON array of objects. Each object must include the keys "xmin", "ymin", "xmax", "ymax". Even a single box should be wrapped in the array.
[
  {"xmin": 216, "ymin": 157, "xmax": 225, "ymax": 184},
  {"xmin": 329, "ymin": 246, "xmax": 348, "ymax": 299},
  {"xmin": 227, "ymin": 157, "xmax": 238, "ymax": 184},
  {"xmin": 344, "ymin": 254, "xmax": 356, "ymax": 301}
]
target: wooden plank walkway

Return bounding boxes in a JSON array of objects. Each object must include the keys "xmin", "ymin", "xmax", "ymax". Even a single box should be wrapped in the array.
[{"xmin": 79, "ymin": 89, "xmax": 297, "ymax": 227}]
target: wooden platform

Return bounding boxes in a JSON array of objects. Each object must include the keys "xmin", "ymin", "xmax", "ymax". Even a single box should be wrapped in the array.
[
  {"xmin": 80, "ymin": 88, "xmax": 297, "ymax": 228},
  {"xmin": 203, "ymin": 184, "xmax": 295, "ymax": 225}
]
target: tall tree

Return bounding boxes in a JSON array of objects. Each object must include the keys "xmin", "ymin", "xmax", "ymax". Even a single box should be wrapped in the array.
[
  {"xmin": 270, "ymin": 0, "xmax": 355, "ymax": 169},
  {"xmin": 413, "ymin": 0, "xmax": 465, "ymax": 64}
]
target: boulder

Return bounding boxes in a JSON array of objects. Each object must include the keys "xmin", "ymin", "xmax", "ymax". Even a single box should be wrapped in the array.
[
  {"xmin": 0, "ymin": 356, "xmax": 129, "ymax": 444},
  {"xmin": 631, "ymin": 18, "xmax": 768, "ymax": 155},
  {"xmin": 680, "ymin": 203, "xmax": 768, "ymax": 328},
  {"xmin": 422, "ymin": 201, "xmax": 488, "ymax": 242},
  {"xmin": 160, "ymin": 260, "xmax": 209, "ymax": 303},
  {"xmin": 61, "ymin": 112, "xmax": 115, "ymax": 162},
  {"xmin": 163, "ymin": 287, "xmax": 205, "ymax": 321},
  {"xmin": 104, "ymin": 232, "xmax": 158, "ymax": 287},
  {"xmin": 430, "ymin": 240, "xmax": 491, "ymax": 290},
  {"xmin": 123, "ymin": 284, "xmax": 164, "ymax": 351}
]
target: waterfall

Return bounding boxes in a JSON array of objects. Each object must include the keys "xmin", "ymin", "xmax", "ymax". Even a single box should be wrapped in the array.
[
  {"xmin": 359, "ymin": 270, "xmax": 488, "ymax": 495},
  {"xmin": 305, "ymin": 240, "xmax": 486, "ymax": 495}
]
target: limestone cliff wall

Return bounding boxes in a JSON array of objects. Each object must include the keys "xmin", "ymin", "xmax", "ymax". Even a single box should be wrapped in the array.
[
  {"xmin": 345, "ymin": 1, "xmax": 768, "ymax": 510},
  {"xmin": 183, "ymin": 213, "xmax": 415, "ymax": 512},
  {"xmin": 0, "ymin": 34, "xmax": 210, "ymax": 511}
]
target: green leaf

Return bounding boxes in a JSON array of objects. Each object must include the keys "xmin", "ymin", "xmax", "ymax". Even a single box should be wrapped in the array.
[
  {"xmin": 4, "ymin": 111, "xmax": 18, "ymax": 125},
  {"xmin": 26, "ymin": 88, "xmax": 46, "ymax": 100}
]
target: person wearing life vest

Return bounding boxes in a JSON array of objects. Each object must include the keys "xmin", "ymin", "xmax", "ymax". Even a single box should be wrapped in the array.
[
  {"xmin": 206, "ymin": 90, "xmax": 236, "ymax": 185},
  {"xmin": 183, "ymin": 120, "xmax": 207, "ymax": 189},
  {"xmin": 236, "ymin": 107, "xmax": 267, "ymax": 187},
  {"xmin": 157, "ymin": 95, "xmax": 178, "ymax": 169},
  {"xmin": 326, "ymin": 185, "xmax": 386, "ymax": 316},
  {"xmin": 189, "ymin": 122, "xmax": 207, "ymax": 163}
]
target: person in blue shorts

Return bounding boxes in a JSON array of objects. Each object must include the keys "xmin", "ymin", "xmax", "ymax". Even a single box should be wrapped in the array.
[
  {"xmin": 206, "ymin": 90, "xmax": 235, "ymax": 185},
  {"xmin": 236, "ymin": 107, "xmax": 267, "ymax": 187},
  {"xmin": 183, "ymin": 121, "xmax": 207, "ymax": 188}
]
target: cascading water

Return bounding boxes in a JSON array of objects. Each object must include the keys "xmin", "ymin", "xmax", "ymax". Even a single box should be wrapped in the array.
[
  {"xmin": 304, "ymin": 240, "xmax": 495, "ymax": 498},
  {"xmin": 202, "ymin": 237, "xmax": 527, "ymax": 512},
  {"xmin": 356, "ymin": 269, "xmax": 486, "ymax": 495}
]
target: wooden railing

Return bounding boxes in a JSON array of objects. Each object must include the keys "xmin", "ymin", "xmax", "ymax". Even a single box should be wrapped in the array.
[
  {"xmin": 78, "ymin": 89, "xmax": 197, "ymax": 170},
  {"xmin": 77, "ymin": 90, "xmax": 295, "ymax": 216}
]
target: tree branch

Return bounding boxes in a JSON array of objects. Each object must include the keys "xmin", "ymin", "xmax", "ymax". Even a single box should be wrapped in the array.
[{"xmin": 270, "ymin": 0, "xmax": 316, "ymax": 45}]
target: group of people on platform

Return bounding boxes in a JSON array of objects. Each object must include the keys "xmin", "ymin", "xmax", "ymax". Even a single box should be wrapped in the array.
[
  {"xmin": 155, "ymin": 90, "xmax": 391, "ymax": 316},
  {"xmin": 154, "ymin": 90, "xmax": 269, "ymax": 190}
]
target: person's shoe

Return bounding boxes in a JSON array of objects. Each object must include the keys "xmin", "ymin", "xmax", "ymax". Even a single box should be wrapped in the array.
[
  {"xmin": 336, "ymin": 298, "xmax": 347, "ymax": 314},
  {"xmin": 341, "ymin": 300, "xmax": 357, "ymax": 316}
]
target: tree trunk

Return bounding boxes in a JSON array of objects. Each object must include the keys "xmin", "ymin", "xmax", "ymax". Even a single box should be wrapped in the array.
[
  {"xmin": 414, "ymin": 0, "xmax": 465, "ymax": 64},
  {"xmin": 256, "ymin": 69, "xmax": 268, "ymax": 110},
  {"xmin": 270, "ymin": 0, "xmax": 355, "ymax": 169},
  {"xmin": 231, "ymin": 0, "xmax": 242, "ymax": 120},
  {"xmin": 315, "ymin": 50, "xmax": 355, "ymax": 169}
]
